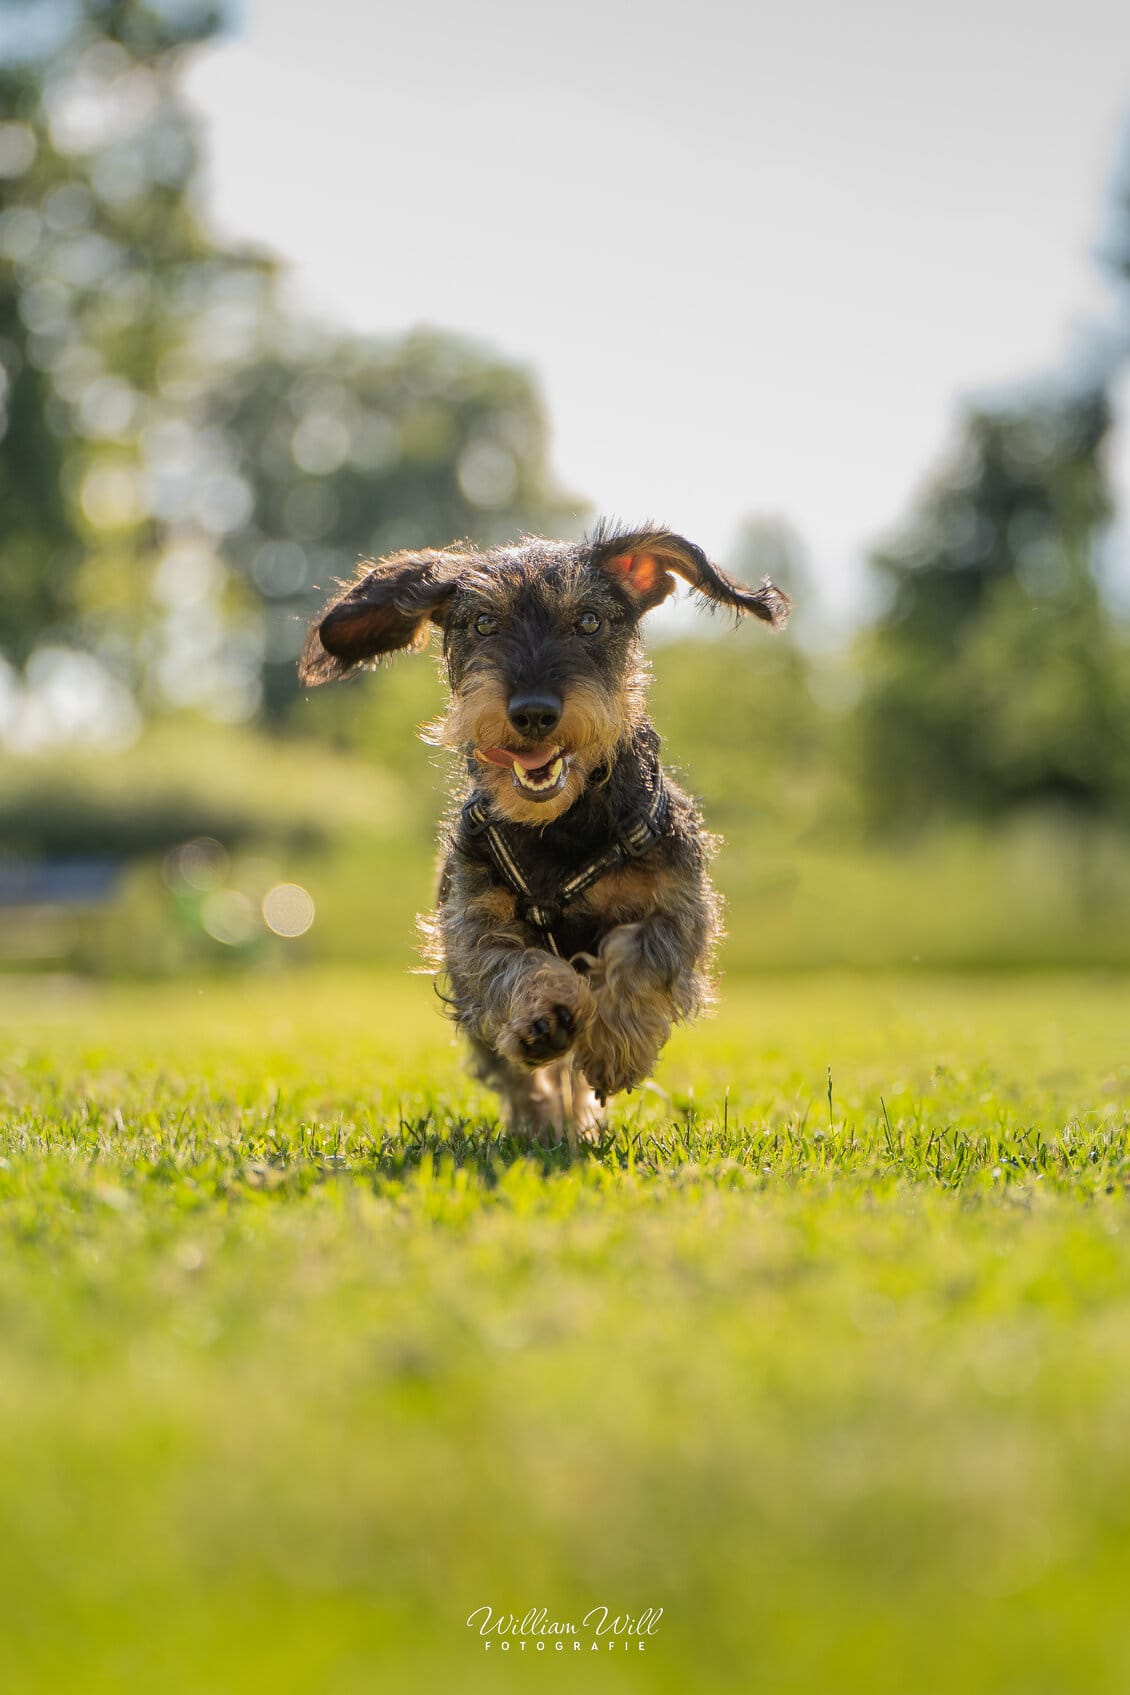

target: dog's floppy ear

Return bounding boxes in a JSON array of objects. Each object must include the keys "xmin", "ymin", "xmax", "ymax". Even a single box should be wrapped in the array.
[
  {"xmin": 298, "ymin": 549, "xmax": 469, "ymax": 686},
  {"xmin": 592, "ymin": 525, "xmax": 791, "ymax": 628}
]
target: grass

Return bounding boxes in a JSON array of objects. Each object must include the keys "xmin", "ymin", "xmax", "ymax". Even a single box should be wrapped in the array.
[{"xmin": 2, "ymin": 967, "xmax": 1130, "ymax": 1693}]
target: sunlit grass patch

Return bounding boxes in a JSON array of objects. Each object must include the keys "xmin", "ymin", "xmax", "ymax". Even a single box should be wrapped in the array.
[{"xmin": 1, "ymin": 969, "xmax": 1129, "ymax": 1693}]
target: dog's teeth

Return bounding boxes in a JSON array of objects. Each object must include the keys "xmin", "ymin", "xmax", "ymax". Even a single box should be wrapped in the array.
[{"xmin": 512, "ymin": 754, "xmax": 567, "ymax": 794}]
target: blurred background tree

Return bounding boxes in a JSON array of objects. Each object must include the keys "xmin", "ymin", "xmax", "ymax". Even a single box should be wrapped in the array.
[
  {"xmin": 0, "ymin": 0, "xmax": 579, "ymax": 740},
  {"xmin": 851, "ymin": 117, "xmax": 1130, "ymax": 835},
  {"xmin": 854, "ymin": 384, "xmax": 1130, "ymax": 826},
  {"xmin": 4, "ymin": 1, "xmax": 1130, "ymax": 975},
  {"xmin": 0, "ymin": 0, "xmax": 265, "ymax": 720},
  {"xmin": 213, "ymin": 326, "xmax": 576, "ymax": 720}
]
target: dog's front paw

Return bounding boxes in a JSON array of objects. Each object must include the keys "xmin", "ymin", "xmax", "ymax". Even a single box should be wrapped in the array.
[
  {"xmin": 515, "ymin": 1002, "xmax": 579, "ymax": 1064},
  {"xmin": 497, "ymin": 959, "xmax": 594, "ymax": 1070}
]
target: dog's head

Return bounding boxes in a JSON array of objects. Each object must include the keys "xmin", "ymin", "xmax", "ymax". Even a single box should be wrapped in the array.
[{"xmin": 299, "ymin": 524, "xmax": 790, "ymax": 825}]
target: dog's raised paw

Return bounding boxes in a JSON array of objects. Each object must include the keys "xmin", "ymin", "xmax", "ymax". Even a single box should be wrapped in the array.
[{"xmin": 517, "ymin": 1004, "xmax": 578, "ymax": 1064}]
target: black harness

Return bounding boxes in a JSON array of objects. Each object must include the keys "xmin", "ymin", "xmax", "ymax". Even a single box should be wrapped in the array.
[{"xmin": 459, "ymin": 775, "xmax": 669, "ymax": 957}]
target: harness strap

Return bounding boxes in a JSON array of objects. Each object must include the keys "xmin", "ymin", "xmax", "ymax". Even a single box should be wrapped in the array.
[
  {"xmin": 461, "ymin": 777, "xmax": 669, "ymax": 958},
  {"xmin": 462, "ymin": 797, "xmax": 563, "ymax": 955}
]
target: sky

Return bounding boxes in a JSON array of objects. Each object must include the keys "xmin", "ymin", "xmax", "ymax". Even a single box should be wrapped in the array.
[{"xmin": 183, "ymin": 0, "xmax": 1130, "ymax": 622}]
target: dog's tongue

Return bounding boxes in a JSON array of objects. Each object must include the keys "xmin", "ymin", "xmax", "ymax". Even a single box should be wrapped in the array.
[{"xmin": 475, "ymin": 744, "xmax": 557, "ymax": 771}]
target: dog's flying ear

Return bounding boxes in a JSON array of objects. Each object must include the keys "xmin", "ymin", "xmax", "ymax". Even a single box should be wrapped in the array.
[
  {"xmin": 592, "ymin": 526, "xmax": 791, "ymax": 627},
  {"xmin": 298, "ymin": 549, "xmax": 469, "ymax": 685}
]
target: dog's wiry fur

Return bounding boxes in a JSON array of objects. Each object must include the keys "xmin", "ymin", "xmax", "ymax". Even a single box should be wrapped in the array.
[{"xmin": 299, "ymin": 524, "xmax": 789, "ymax": 1143}]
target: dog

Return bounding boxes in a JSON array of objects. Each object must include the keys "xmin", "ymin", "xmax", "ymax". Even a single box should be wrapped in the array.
[{"xmin": 299, "ymin": 524, "xmax": 789, "ymax": 1142}]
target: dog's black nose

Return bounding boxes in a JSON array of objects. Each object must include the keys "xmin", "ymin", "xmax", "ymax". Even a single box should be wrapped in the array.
[{"xmin": 507, "ymin": 693, "xmax": 562, "ymax": 739}]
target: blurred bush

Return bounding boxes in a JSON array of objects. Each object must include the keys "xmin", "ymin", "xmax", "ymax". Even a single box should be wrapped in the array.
[{"xmin": 8, "ymin": 647, "xmax": 1130, "ymax": 977}]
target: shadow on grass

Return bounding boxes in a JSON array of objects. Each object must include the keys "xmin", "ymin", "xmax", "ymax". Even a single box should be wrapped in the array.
[
  {"xmin": 321, "ymin": 1114, "xmax": 624, "ymax": 1182},
  {"xmin": 13, "ymin": 1093, "xmax": 1122, "ymax": 1195}
]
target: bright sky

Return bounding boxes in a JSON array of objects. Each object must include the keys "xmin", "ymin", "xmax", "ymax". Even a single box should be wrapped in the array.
[{"xmin": 184, "ymin": 0, "xmax": 1130, "ymax": 620}]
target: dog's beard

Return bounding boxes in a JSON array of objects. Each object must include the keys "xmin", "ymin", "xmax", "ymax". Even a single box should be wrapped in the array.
[{"xmin": 427, "ymin": 675, "xmax": 630, "ymax": 826}]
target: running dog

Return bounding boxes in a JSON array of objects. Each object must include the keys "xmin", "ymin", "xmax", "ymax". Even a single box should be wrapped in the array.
[{"xmin": 299, "ymin": 524, "xmax": 789, "ymax": 1141}]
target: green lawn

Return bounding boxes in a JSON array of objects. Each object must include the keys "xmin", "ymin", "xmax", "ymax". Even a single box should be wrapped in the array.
[{"xmin": 2, "ymin": 969, "xmax": 1130, "ymax": 1693}]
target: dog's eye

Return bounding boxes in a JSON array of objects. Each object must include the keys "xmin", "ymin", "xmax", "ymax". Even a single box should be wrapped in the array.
[
  {"xmin": 474, "ymin": 613, "xmax": 499, "ymax": 637},
  {"xmin": 576, "ymin": 611, "xmax": 602, "ymax": 636}
]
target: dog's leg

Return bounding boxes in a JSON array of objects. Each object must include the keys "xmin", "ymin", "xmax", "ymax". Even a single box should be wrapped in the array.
[
  {"xmin": 575, "ymin": 917, "xmax": 705, "ymax": 1102},
  {"xmin": 437, "ymin": 860, "xmax": 594, "ymax": 1137},
  {"xmin": 467, "ymin": 1039, "xmax": 600, "ymax": 1146},
  {"xmin": 505, "ymin": 1057, "xmax": 600, "ymax": 1146},
  {"xmin": 564, "ymin": 1062, "xmax": 602, "ymax": 1142}
]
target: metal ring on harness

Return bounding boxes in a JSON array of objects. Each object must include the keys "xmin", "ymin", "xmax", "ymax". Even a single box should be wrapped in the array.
[{"xmin": 518, "ymin": 896, "xmax": 563, "ymax": 931}]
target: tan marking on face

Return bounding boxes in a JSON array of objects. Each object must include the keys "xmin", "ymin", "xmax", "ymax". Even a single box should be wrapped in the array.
[
  {"xmin": 424, "ymin": 597, "xmax": 651, "ymax": 822},
  {"xmin": 433, "ymin": 670, "xmax": 512, "ymax": 753},
  {"xmin": 553, "ymin": 675, "xmax": 632, "ymax": 770},
  {"xmin": 434, "ymin": 668, "xmax": 647, "ymax": 823}
]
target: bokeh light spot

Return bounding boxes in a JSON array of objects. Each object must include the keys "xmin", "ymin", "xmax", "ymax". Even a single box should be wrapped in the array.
[
  {"xmin": 291, "ymin": 411, "xmax": 350, "ymax": 475},
  {"xmin": 164, "ymin": 837, "xmax": 229, "ymax": 894},
  {"xmin": 0, "ymin": 123, "xmax": 37, "ymax": 178},
  {"xmin": 262, "ymin": 883, "xmax": 315, "ymax": 938},
  {"xmin": 201, "ymin": 889, "xmax": 257, "ymax": 946},
  {"xmin": 252, "ymin": 540, "xmax": 308, "ymax": 597},
  {"xmin": 457, "ymin": 441, "xmax": 518, "ymax": 508},
  {"xmin": 79, "ymin": 462, "xmax": 146, "ymax": 529}
]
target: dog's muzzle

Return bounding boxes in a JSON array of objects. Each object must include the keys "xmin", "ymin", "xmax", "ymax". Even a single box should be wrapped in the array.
[{"xmin": 474, "ymin": 744, "xmax": 571, "ymax": 802}]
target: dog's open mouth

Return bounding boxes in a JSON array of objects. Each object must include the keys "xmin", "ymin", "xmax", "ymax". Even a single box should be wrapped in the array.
[{"xmin": 474, "ymin": 743, "xmax": 571, "ymax": 802}]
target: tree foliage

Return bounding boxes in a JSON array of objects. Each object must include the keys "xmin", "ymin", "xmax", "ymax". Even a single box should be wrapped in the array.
[
  {"xmin": 212, "ymin": 326, "xmax": 577, "ymax": 718},
  {"xmin": 856, "ymin": 385, "xmax": 1130, "ymax": 824},
  {"xmin": 0, "ymin": 0, "xmax": 242, "ymax": 670},
  {"xmin": 0, "ymin": 0, "xmax": 579, "ymax": 733}
]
